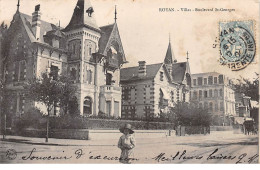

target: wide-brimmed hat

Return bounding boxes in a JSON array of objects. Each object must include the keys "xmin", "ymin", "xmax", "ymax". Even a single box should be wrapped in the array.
[{"xmin": 119, "ymin": 123, "xmax": 134, "ymax": 134}]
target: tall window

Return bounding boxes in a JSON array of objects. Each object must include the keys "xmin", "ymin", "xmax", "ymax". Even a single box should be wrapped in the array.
[
  {"xmin": 219, "ymin": 75, "xmax": 224, "ymax": 84},
  {"xmin": 144, "ymin": 106, "xmax": 151, "ymax": 120},
  {"xmin": 198, "ymin": 77, "xmax": 203, "ymax": 85},
  {"xmin": 208, "ymin": 76, "xmax": 213, "ymax": 85},
  {"xmin": 193, "ymin": 91, "xmax": 198, "ymax": 100},
  {"xmin": 193, "ymin": 79, "xmax": 197, "ymax": 86},
  {"xmin": 68, "ymin": 39, "xmax": 81, "ymax": 59},
  {"xmin": 83, "ymin": 97, "xmax": 92, "ymax": 115},
  {"xmin": 220, "ymin": 101, "xmax": 224, "ymax": 111},
  {"xmin": 214, "ymin": 77, "xmax": 218, "ymax": 84},
  {"xmin": 219, "ymin": 88, "xmax": 223, "ymax": 97},
  {"xmin": 87, "ymin": 70, "xmax": 92, "ymax": 84},
  {"xmin": 214, "ymin": 89, "xmax": 218, "ymax": 97},
  {"xmin": 160, "ymin": 71, "xmax": 164, "ymax": 81},
  {"xmin": 204, "ymin": 90, "xmax": 208, "ymax": 98},
  {"xmin": 13, "ymin": 60, "xmax": 26, "ymax": 82},
  {"xmin": 106, "ymin": 73, "xmax": 112, "ymax": 85},
  {"xmin": 106, "ymin": 101, "xmax": 111, "ymax": 116},
  {"xmin": 130, "ymin": 106, "xmax": 136, "ymax": 119},
  {"xmin": 50, "ymin": 65, "xmax": 59, "ymax": 80},
  {"xmin": 209, "ymin": 89, "xmax": 213, "ymax": 98},
  {"xmin": 131, "ymin": 88, "xmax": 135, "ymax": 101},
  {"xmin": 204, "ymin": 78, "xmax": 207, "ymax": 85},
  {"xmin": 89, "ymin": 47, "xmax": 92, "ymax": 56},
  {"xmin": 16, "ymin": 93, "xmax": 25, "ymax": 115}
]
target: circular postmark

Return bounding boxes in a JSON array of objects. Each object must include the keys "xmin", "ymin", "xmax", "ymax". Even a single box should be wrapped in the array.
[
  {"xmin": 219, "ymin": 21, "xmax": 256, "ymax": 71},
  {"xmin": 6, "ymin": 149, "xmax": 17, "ymax": 160}
]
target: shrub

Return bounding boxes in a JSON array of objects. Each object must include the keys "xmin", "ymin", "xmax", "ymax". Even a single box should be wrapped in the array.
[{"xmin": 15, "ymin": 108, "xmax": 46, "ymax": 130}]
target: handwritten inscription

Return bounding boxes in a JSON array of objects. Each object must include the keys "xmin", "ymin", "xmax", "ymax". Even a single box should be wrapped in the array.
[
  {"xmin": 152, "ymin": 148, "xmax": 258, "ymax": 164},
  {"xmin": 5, "ymin": 148, "xmax": 258, "ymax": 163},
  {"xmin": 21, "ymin": 148, "xmax": 72, "ymax": 160}
]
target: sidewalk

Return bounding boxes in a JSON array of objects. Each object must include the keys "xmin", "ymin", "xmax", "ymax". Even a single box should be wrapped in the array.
[
  {"xmin": 0, "ymin": 131, "xmax": 254, "ymax": 147},
  {"xmin": 0, "ymin": 135, "xmax": 119, "ymax": 146}
]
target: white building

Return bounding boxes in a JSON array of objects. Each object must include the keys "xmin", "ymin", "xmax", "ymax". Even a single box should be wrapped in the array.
[{"xmin": 190, "ymin": 72, "xmax": 236, "ymax": 125}]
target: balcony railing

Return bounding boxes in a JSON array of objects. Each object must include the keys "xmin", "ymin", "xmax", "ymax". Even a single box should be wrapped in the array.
[{"xmin": 100, "ymin": 85, "xmax": 121, "ymax": 93}]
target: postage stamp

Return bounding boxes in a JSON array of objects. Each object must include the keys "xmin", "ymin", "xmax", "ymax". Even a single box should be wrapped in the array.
[{"xmin": 219, "ymin": 20, "xmax": 256, "ymax": 71}]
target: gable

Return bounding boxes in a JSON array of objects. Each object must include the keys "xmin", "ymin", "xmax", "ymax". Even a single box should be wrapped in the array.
[
  {"xmin": 99, "ymin": 23, "xmax": 126, "ymax": 64},
  {"xmin": 4, "ymin": 13, "xmax": 32, "ymax": 61},
  {"xmin": 154, "ymin": 64, "xmax": 172, "ymax": 84}
]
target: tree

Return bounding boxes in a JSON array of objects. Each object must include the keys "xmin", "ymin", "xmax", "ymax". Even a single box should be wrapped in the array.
[
  {"xmin": 169, "ymin": 102, "xmax": 212, "ymax": 127},
  {"xmin": 25, "ymin": 72, "xmax": 62, "ymax": 142},
  {"xmin": 24, "ymin": 72, "xmax": 78, "ymax": 142},
  {"xmin": 59, "ymin": 75, "xmax": 78, "ymax": 115},
  {"xmin": 233, "ymin": 73, "xmax": 259, "ymax": 101},
  {"xmin": 0, "ymin": 79, "xmax": 4, "ymax": 137}
]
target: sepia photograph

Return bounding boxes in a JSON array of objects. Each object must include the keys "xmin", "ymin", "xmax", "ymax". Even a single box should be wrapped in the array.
[{"xmin": 0, "ymin": 0, "xmax": 259, "ymax": 164}]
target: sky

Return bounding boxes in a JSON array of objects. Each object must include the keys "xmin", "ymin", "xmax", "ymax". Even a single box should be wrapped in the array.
[{"xmin": 0, "ymin": 0, "xmax": 259, "ymax": 80}]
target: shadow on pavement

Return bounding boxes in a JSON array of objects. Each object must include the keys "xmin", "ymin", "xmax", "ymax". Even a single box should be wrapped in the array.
[{"xmin": 175, "ymin": 137, "xmax": 258, "ymax": 148}]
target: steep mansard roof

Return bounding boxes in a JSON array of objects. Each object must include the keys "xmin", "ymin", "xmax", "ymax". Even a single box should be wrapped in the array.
[
  {"xmin": 64, "ymin": 0, "xmax": 101, "ymax": 32},
  {"xmin": 98, "ymin": 24, "xmax": 114, "ymax": 54},
  {"xmin": 19, "ymin": 12, "xmax": 60, "ymax": 45},
  {"xmin": 14, "ymin": 11, "xmax": 124, "ymax": 58}
]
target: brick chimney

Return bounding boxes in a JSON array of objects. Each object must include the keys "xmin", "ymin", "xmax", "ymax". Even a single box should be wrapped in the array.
[
  {"xmin": 32, "ymin": 4, "xmax": 41, "ymax": 40},
  {"xmin": 138, "ymin": 61, "xmax": 146, "ymax": 77}
]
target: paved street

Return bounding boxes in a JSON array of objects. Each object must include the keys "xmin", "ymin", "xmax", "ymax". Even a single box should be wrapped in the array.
[{"xmin": 0, "ymin": 131, "xmax": 258, "ymax": 164}]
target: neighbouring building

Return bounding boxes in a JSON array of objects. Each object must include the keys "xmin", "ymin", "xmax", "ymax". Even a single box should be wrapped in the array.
[
  {"xmin": 120, "ymin": 40, "xmax": 191, "ymax": 119},
  {"xmin": 190, "ymin": 72, "xmax": 236, "ymax": 125},
  {"xmin": 0, "ymin": 22, "xmax": 8, "ymax": 80},
  {"xmin": 235, "ymin": 93, "xmax": 251, "ymax": 118},
  {"xmin": 0, "ymin": 0, "xmax": 127, "ymax": 126}
]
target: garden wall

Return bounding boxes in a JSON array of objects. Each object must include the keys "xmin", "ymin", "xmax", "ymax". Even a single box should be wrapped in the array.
[{"xmin": 6, "ymin": 128, "xmax": 175, "ymax": 140}]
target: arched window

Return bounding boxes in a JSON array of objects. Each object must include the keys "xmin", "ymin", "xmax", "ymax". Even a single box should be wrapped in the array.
[{"xmin": 83, "ymin": 97, "xmax": 92, "ymax": 115}]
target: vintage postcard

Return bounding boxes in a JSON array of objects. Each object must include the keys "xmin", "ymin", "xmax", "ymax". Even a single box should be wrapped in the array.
[{"xmin": 0, "ymin": 0, "xmax": 259, "ymax": 164}]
